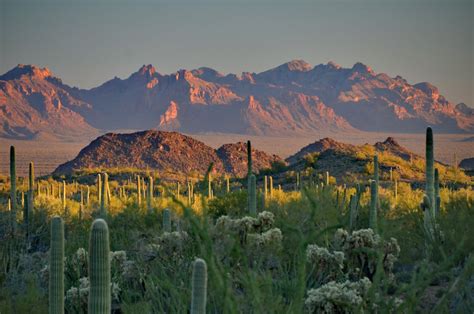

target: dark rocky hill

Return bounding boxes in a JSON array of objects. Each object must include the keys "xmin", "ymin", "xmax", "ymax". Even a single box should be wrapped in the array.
[{"xmin": 54, "ymin": 130, "xmax": 283, "ymax": 177}]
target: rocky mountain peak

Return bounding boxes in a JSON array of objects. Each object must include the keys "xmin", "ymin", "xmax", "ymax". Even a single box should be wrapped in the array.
[
  {"xmin": 351, "ymin": 62, "xmax": 374, "ymax": 75},
  {"xmin": 0, "ymin": 64, "xmax": 53, "ymax": 81}
]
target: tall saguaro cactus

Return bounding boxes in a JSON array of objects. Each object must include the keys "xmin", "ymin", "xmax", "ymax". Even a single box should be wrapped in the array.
[
  {"xmin": 88, "ymin": 219, "xmax": 111, "ymax": 314},
  {"xmin": 28, "ymin": 162, "xmax": 34, "ymax": 213},
  {"xmin": 62, "ymin": 181, "xmax": 67, "ymax": 214},
  {"xmin": 369, "ymin": 180, "xmax": 378, "ymax": 232},
  {"xmin": 425, "ymin": 127, "xmax": 435, "ymax": 219},
  {"xmin": 191, "ymin": 258, "xmax": 208, "ymax": 314},
  {"xmin": 10, "ymin": 146, "xmax": 17, "ymax": 232},
  {"xmin": 269, "ymin": 176, "xmax": 274, "ymax": 198},
  {"xmin": 248, "ymin": 174, "xmax": 257, "ymax": 216},
  {"xmin": 100, "ymin": 173, "xmax": 108, "ymax": 217},
  {"xmin": 373, "ymin": 155, "xmax": 379, "ymax": 184},
  {"xmin": 163, "ymin": 208, "xmax": 171, "ymax": 232},
  {"xmin": 147, "ymin": 176, "xmax": 153, "ymax": 212},
  {"xmin": 434, "ymin": 168, "xmax": 440, "ymax": 215},
  {"xmin": 49, "ymin": 216, "xmax": 64, "ymax": 314},
  {"xmin": 97, "ymin": 174, "xmax": 102, "ymax": 205},
  {"xmin": 137, "ymin": 175, "xmax": 141, "ymax": 206}
]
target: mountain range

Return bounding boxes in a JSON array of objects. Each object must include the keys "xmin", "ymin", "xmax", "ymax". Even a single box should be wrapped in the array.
[{"xmin": 1, "ymin": 60, "xmax": 473, "ymax": 140}]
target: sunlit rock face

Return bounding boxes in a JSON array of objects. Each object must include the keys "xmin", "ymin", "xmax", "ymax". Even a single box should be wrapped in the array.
[{"xmin": 1, "ymin": 60, "xmax": 472, "ymax": 139}]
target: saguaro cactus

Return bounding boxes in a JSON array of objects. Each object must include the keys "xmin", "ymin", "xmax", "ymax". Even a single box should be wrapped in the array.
[
  {"xmin": 80, "ymin": 189, "xmax": 84, "ymax": 220},
  {"xmin": 147, "ymin": 176, "xmax": 153, "ymax": 212},
  {"xmin": 369, "ymin": 180, "xmax": 378, "ymax": 232},
  {"xmin": 325, "ymin": 171, "xmax": 330, "ymax": 186},
  {"xmin": 49, "ymin": 216, "xmax": 64, "ymax": 314},
  {"xmin": 97, "ymin": 174, "xmax": 102, "ymax": 204},
  {"xmin": 137, "ymin": 175, "xmax": 141, "ymax": 206},
  {"xmin": 28, "ymin": 162, "xmax": 34, "ymax": 213},
  {"xmin": 248, "ymin": 174, "xmax": 257, "ymax": 216},
  {"xmin": 226, "ymin": 177, "xmax": 230, "ymax": 193},
  {"xmin": 425, "ymin": 127, "xmax": 435, "ymax": 219},
  {"xmin": 264, "ymin": 176, "xmax": 268, "ymax": 200},
  {"xmin": 269, "ymin": 176, "xmax": 274, "ymax": 198},
  {"xmin": 62, "ymin": 181, "xmax": 67, "ymax": 214},
  {"xmin": 191, "ymin": 258, "xmax": 208, "ymax": 314},
  {"xmin": 163, "ymin": 208, "xmax": 171, "ymax": 232},
  {"xmin": 434, "ymin": 168, "xmax": 440, "ymax": 215},
  {"xmin": 10, "ymin": 146, "xmax": 17, "ymax": 232},
  {"xmin": 88, "ymin": 219, "xmax": 111, "ymax": 314},
  {"xmin": 100, "ymin": 173, "xmax": 108, "ymax": 217},
  {"xmin": 373, "ymin": 155, "xmax": 379, "ymax": 184}
]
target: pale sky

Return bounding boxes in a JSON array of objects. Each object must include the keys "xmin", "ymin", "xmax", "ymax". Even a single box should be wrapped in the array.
[{"xmin": 1, "ymin": 0, "xmax": 473, "ymax": 106}]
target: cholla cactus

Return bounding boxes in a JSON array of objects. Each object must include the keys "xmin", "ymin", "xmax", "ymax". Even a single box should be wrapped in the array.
[
  {"xmin": 305, "ymin": 278, "xmax": 372, "ymax": 313},
  {"xmin": 49, "ymin": 216, "xmax": 64, "ymax": 314},
  {"xmin": 248, "ymin": 174, "xmax": 257, "ymax": 216},
  {"xmin": 306, "ymin": 244, "xmax": 344, "ymax": 283},
  {"xmin": 88, "ymin": 219, "xmax": 111, "ymax": 313},
  {"xmin": 333, "ymin": 228, "xmax": 399, "ymax": 280},
  {"xmin": 191, "ymin": 258, "xmax": 207, "ymax": 314}
]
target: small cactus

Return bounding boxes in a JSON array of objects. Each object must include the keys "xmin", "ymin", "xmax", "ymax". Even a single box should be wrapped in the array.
[
  {"xmin": 163, "ymin": 208, "xmax": 171, "ymax": 232},
  {"xmin": 248, "ymin": 174, "xmax": 257, "ymax": 216},
  {"xmin": 191, "ymin": 258, "xmax": 207, "ymax": 314},
  {"xmin": 49, "ymin": 216, "xmax": 64, "ymax": 314},
  {"xmin": 88, "ymin": 219, "xmax": 111, "ymax": 314}
]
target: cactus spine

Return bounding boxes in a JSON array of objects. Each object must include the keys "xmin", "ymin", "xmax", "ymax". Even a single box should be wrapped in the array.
[
  {"xmin": 10, "ymin": 146, "xmax": 17, "ymax": 232},
  {"xmin": 248, "ymin": 174, "xmax": 257, "ymax": 216},
  {"xmin": 191, "ymin": 258, "xmax": 207, "ymax": 314},
  {"xmin": 88, "ymin": 219, "xmax": 111, "ymax": 314},
  {"xmin": 425, "ymin": 127, "xmax": 435, "ymax": 219},
  {"xmin": 163, "ymin": 208, "xmax": 171, "ymax": 232},
  {"xmin": 147, "ymin": 176, "xmax": 153, "ymax": 212},
  {"xmin": 49, "ymin": 216, "xmax": 64, "ymax": 314},
  {"xmin": 369, "ymin": 180, "xmax": 378, "ymax": 232}
]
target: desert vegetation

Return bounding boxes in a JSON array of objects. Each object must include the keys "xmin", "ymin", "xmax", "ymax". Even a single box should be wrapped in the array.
[{"xmin": 0, "ymin": 128, "xmax": 473, "ymax": 313}]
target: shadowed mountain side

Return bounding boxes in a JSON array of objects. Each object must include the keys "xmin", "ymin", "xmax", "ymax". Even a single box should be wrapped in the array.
[{"xmin": 53, "ymin": 130, "xmax": 284, "ymax": 177}]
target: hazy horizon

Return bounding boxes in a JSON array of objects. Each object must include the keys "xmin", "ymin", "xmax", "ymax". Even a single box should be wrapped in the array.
[{"xmin": 1, "ymin": 0, "xmax": 473, "ymax": 106}]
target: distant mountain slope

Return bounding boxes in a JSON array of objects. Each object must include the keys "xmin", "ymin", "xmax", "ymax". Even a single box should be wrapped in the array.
[
  {"xmin": 0, "ymin": 65, "xmax": 98, "ymax": 140},
  {"xmin": 1, "ymin": 60, "xmax": 473, "ymax": 139},
  {"xmin": 53, "ymin": 130, "xmax": 283, "ymax": 177}
]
